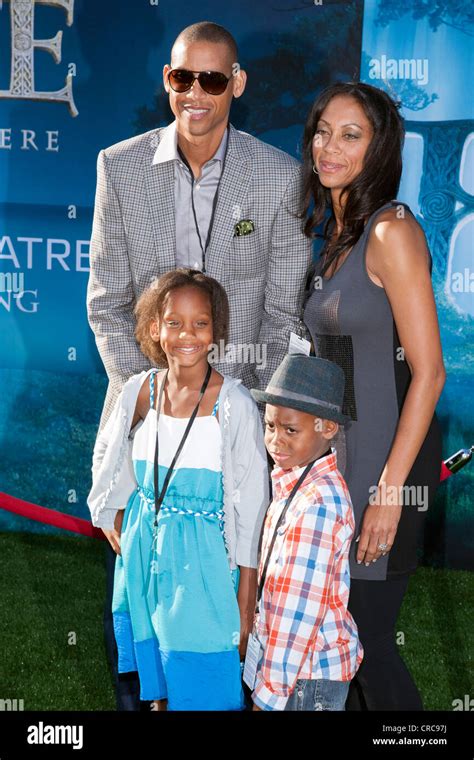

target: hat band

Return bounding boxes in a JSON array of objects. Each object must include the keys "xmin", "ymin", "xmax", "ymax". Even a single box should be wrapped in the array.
[{"xmin": 266, "ymin": 385, "xmax": 341, "ymax": 412}]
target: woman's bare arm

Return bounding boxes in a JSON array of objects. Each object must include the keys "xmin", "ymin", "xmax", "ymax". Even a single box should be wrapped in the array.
[{"xmin": 357, "ymin": 211, "xmax": 445, "ymax": 564}]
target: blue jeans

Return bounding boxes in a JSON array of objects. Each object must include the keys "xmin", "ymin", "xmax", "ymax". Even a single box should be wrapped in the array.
[{"xmin": 285, "ymin": 678, "xmax": 349, "ymax": 711}]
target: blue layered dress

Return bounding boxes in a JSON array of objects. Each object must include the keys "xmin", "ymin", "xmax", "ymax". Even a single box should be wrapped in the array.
[{"xmin": 112, "ymin": 372, "xmax": 244, "ymax": 710}]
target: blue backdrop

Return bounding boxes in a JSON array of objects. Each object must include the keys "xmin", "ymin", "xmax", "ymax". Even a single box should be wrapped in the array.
[{"xmin": 0, "ymin": 0, "xmax": 472, "ymax": 570}]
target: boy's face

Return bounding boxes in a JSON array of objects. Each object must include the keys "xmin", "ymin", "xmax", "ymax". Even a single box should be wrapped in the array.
[{"xmin": 264, "ymin": 404, "xmax": 338, "ymax": 470}]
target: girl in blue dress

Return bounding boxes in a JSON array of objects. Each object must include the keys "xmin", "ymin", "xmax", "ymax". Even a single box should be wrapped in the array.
[{"xmin": 88, "ymin": 268, "xmax": 269, "ymax": 711}]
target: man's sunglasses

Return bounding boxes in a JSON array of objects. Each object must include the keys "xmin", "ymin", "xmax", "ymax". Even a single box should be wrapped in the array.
[{"xmin": 168, "ymin": 68, "xmax": 231, "ymax": 96}]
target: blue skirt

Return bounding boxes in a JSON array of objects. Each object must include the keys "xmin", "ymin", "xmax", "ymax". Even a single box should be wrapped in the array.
[{"xmin": 112, "ymin": 472, "xmax": 244, "ymax": 711}]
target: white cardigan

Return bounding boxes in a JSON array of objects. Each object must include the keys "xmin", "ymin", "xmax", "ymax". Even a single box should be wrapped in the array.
[{"xmin": 87, "ymin": 370, "xmax": 269, "ymax": 569}]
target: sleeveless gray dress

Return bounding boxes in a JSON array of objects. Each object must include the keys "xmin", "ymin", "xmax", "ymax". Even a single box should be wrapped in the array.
[{"xmin": 304, "ymin": 201, "xmax": 442, "ymax": 581}]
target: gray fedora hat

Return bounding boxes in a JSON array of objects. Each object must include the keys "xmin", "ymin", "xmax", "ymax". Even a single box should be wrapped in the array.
[{"xmin": 251, "ymin": 354, "xmax": 349, "ymax": 424}]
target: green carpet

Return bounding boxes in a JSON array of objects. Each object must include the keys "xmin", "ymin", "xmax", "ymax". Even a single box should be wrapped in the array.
[{"xmin": 0, "ymin": 532, "xmax": 472, "ymax": 711}]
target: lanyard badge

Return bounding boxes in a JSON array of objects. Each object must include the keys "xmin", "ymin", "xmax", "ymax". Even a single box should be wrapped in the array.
[{"xmin": 243, "ymin": 631, "xmax": 264, "ymax": 690}]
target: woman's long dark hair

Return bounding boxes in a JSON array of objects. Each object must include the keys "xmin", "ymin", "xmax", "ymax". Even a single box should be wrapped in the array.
[{"xmin": 301, "ymin": 82, "xmax": 405, "ymax": 276}]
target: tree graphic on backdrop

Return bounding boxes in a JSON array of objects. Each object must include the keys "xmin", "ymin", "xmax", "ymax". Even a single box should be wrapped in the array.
[
  {"xmin": 375, "ymin": 0, "xmax": 474, "ymax": 37},
  {"xmin": 361, "ymin": 52, "xmax": 439, "ymax": 113}
]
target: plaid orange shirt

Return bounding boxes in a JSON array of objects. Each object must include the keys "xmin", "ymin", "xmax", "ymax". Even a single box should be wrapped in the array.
[{"xmin": 253, "ymin": 449, "xmax": 363, "ymax": 711}]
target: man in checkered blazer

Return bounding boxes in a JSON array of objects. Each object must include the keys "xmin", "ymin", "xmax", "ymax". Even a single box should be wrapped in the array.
[
  {"xmin": 87, "ymin": 23, "xmax": 311, "ymax": 430},
  {"xmin": 87, "ymin": 22, "xmax": 312, "ymax": 711}
]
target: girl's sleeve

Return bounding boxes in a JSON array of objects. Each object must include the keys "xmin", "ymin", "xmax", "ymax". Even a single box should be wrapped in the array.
[
  {"xmin": 91, "ymin": 389, "xmax": 123, "ymax": 480},
  {"xmin": 87, "ymin": 382, "xmax": 138, "ymax": 530},
  {"xmin": 232, "ymin": 390, "xmax": 270, "ymax": 568}
]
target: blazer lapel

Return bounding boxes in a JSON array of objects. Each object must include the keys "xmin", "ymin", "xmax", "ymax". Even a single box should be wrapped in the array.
[
  {"xmin": 205, "ymin": 124, "xmax": 253, "ymax": 283},
  {"xmin": 143, "ymin": 129, "xmax": 176, "ymax": 276}
]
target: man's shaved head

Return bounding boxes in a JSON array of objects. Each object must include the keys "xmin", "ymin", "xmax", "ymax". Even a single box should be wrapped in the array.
[{"xmin": 171, "ymin": 21, "xmax": 238, "ymax": 67}]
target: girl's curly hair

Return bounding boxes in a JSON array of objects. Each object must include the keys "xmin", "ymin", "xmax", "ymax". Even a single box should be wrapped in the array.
[{"xmin": 134, "ymin": 268, "xmax": 229, "ymax": 366}]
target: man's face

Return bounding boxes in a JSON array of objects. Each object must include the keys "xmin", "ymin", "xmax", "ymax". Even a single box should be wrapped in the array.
[{"xmin": 163, "ymin": 41, "xmax": 246, "ymax": 140}]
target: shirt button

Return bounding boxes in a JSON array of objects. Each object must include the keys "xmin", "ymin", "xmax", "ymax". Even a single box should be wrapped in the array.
[{"xmin": 196, "ymin": 184, "xmax": 201, "ymax": 190}]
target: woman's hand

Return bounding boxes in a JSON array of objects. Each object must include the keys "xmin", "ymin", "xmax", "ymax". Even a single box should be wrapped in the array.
[
  {"xmin": 356, "ymin": 492, "xmax": 402, "ymax": 565},
  {"xmin": 102, "ymin": 510, "xmax": 124, "ymax": 555},
  {"xmin": 252, "ymin": 703, "xmax": 262, "ymax": 711}
]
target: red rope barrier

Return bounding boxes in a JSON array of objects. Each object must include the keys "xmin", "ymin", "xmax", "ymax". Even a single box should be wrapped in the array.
[
  {"xmin": 0, "ymin": 492, "xmax": 106, "ymax": 540},
  {"xmin": 0, "ymin": 461, "xmax": 457, "ymax": 539}
]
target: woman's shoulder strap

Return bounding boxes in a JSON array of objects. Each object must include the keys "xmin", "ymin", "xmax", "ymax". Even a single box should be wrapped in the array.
[{"xmin": 362, "ymin": 199, "xmax": 412, "ymax": 240}]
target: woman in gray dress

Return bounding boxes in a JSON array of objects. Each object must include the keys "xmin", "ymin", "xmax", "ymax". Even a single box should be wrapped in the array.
[{"xmin": 301, "ymin": 82, "xmax": 445, "ymax": 710}]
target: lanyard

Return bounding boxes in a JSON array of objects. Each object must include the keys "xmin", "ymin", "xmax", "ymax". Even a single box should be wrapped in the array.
[
  {"xmin": 153, "ymin": 364, "xmax": 212, "ymax": 530},
  {"xmin": 255, "ymin": 460, "xmax": 316, "ymax": 615},
  {"xmin": 177, "ymin": 125, "xmax": 229, "ymax": 273}
]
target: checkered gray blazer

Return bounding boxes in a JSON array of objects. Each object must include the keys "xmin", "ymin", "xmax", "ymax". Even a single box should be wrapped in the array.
[{"xmin": 87, "ymin": 123, "xmax": 312, "ymax": 427}]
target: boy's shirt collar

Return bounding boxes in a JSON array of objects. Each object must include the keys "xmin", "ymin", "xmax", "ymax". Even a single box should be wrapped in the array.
[{"xmin": 271, "ymin": 448, "xmax": 338, "ymax": 501}]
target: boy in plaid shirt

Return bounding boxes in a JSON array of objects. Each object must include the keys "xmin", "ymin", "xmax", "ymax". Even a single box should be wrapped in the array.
[{"xmin": 249, "ymin": 354, "xmax": 363, "ymax": 711}]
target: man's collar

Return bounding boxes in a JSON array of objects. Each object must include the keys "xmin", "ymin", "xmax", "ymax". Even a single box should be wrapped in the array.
[
  {"xmin": 271, "ymin": 448, "xmax": 338, "ymax": 500},
  {"xmin": 152, "ymin": 121, "xmax": 178, "ymax": 165},
  {"xmin": 152, "ymin": 120, "xmax": 229, "ymax": 166}
]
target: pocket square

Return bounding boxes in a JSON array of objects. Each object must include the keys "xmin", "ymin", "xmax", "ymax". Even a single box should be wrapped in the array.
[{"xmin": 233, "ymin": 219, "xmax": 255, "ymax": 237}]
